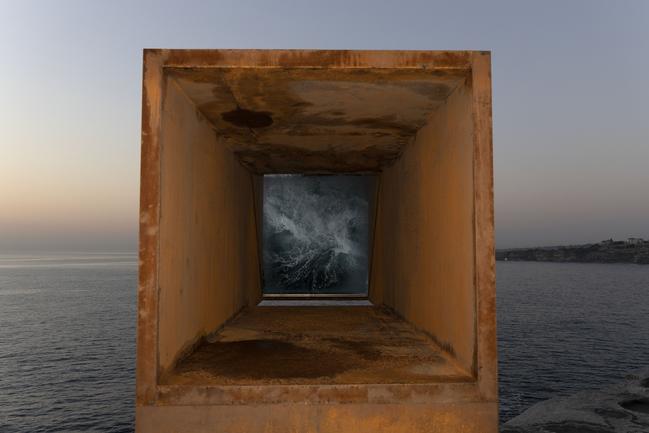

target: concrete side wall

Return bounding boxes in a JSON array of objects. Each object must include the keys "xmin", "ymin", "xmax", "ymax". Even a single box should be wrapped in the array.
[
  {"xmin": 137, "ymin": 401, "xmax": 497, "ymax": 433},
  {"xmin": 370, "ymin": 82, "xmax": 475, "ymax": 372},
  {"xmin": 157, "ymin": 78, "xmax": 260, "ymax": 373},
  {"xmin": 470, "ymin": 52, "xmax": 498, "ymax": 400}
]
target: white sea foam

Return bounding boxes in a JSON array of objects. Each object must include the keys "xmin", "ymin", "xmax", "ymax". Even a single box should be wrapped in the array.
[{"xmin": 262, "ymin": 175, "xmax": 370, "ymax": 294}]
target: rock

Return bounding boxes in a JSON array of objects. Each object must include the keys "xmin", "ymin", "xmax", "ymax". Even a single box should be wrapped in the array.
[{"xmin": 502, "ymin": 368, "xmax": 649, "ymax": 433}]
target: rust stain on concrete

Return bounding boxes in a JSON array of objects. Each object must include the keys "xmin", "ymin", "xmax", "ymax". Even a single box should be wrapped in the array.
[{"xmin": 221, "ymin": 107, "xmax": 273, "ymax": 128}]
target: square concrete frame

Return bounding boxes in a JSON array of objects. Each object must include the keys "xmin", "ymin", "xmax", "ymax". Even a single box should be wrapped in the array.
[{"xmin": 137, "ymin": 49, "xmax": 497, "ymax": 433}]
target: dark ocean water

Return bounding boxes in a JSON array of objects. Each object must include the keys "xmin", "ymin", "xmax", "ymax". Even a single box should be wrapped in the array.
[
  {"xmin": 0, "ymin": 254, "xmax": 137, "ymax": 433},
  {"xmin": 497, "ymin": 261, "xmax": 649, "ymax": 422},
  {"xmin": 1, "ymin": 256, "xmax": 648, "ymax": 430}
]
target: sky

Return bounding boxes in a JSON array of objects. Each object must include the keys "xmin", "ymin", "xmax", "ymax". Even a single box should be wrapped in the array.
[{"xmin": 0, "ymin": 0, "xmax": 647, "ymax": 252}]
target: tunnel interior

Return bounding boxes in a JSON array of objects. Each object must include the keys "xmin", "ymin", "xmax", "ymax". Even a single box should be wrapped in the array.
[{"xmin": 155, "ymin": 64, "xmax": 478, "ymax": 387}]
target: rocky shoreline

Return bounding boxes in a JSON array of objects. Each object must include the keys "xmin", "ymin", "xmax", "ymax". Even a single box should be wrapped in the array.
[
  {"xmin": 497, "ymin": 239, "xmax": 649, "ymax": 264},
  {"xmin": 502, "ymin": 369, "xmax": 649, "ymax": 432}
]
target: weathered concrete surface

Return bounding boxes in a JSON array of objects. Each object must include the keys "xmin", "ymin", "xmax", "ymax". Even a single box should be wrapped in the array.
[
  {"xmin": 169, "ymin": 67, "xmax": 466, "ymax": 173},
  {"xmin": 503, "ymin": 369, "xmax": 649, "ymax": 433},
  {"xmin": 371, "ymin": 76, "xmax": 476, "ymax": 374},
  {"xmin": 157, "ymin": 78, "xmax": 261, "ymax": 374},
  {"xmin": 162, "ymin": 306, "xmax": 470, "ymax": 386},
  {"xmin": 137, "ymin": 401, "xmax": 498, "ymax": 433},
  {"xmin": 369, "ymin": 52, "xmax": 496, "ymax": 402},
  {"xmin": 138, "ymin": 49, "xmax": 496, "ymax": 432}
]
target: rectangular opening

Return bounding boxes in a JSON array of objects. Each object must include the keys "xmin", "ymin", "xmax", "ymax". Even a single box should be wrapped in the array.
[
  {"xmin": 262, "ymin": 174, "xmax": 375, "ymax": 297},
  {"xmin": 144, "ymin": 51, "xmax": 493, "ymax": 400},
  {"xmin": 138, "ymin": 49, "xmax": 496, "ymax": 433}
]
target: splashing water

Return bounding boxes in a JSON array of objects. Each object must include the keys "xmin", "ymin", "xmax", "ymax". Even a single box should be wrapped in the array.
[{"xmin": 262, "ymin": 175, "xmax": 372, "ymax": 295}]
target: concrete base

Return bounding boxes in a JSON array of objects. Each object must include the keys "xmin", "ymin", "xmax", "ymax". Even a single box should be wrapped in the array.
[
  {"xmin": 138, "ymin": 306, "xmax": 497, "ymax": 433},
  {"xmin": 163, "ymin": 306, "xmax": 470, "ymax": 386},
  {"xmin": 137, "ymin": 402, "xmax": 498, "ymax": 433}
]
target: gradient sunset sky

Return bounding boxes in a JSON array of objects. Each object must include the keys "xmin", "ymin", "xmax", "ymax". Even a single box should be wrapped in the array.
[{"xmin": 1, "ymin": 0, "xmax": 647, "ymax": 252}]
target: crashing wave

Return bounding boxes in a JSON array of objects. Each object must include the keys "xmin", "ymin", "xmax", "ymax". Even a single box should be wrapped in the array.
[{"xmin": 262, "ymin": 175, "xmax": 371, "ymax": 294}]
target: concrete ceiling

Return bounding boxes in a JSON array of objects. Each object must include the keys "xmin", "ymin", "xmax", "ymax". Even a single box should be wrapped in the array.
[{"xmin": 169, "ymin": 67, "xmax": 467, "ymax": 173}]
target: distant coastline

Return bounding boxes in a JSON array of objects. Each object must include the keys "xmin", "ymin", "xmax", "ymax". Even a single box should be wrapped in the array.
[{"xmin": 497, "ymin": 238, "xmax": 649, "ymax": 264}]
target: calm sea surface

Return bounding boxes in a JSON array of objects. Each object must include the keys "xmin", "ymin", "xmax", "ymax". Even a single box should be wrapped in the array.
[
  {"xmin": 0, "ymin": 254, "xmax": 137, "ymax": 433},
  {"xmin": 497, "ymin": 261, "xmax": 649, "ymax": 421},
  {"xmin": 1, "ymin": 256, "xmax": 648, "ymax": 430}
]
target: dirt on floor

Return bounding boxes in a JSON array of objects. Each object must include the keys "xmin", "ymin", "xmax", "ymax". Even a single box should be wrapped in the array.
[{"xmin": 162, "ymin": 305, "xmax": 470, "ymax": 386}]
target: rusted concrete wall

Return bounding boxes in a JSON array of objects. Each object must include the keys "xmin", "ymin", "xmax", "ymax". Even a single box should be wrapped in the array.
[
  {"xmin": 370, "ymin": 81, "xmax": 476, "ymax": 373},
  {"xmin": 157, "ymin": 78, "xmax": 261, "ymax": 373}
]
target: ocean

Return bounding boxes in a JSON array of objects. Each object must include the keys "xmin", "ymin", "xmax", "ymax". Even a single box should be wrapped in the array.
[
  {"xmin": 497, "ymin": 261, "xmax": 649, "ymax": 421},
  {"xmin": 0, "ymin": 254, "xmax": 137, "ymax": 433},
  {"xmin": 1, "ymin": 256, "xmax": 648, "ymax": 431}
]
